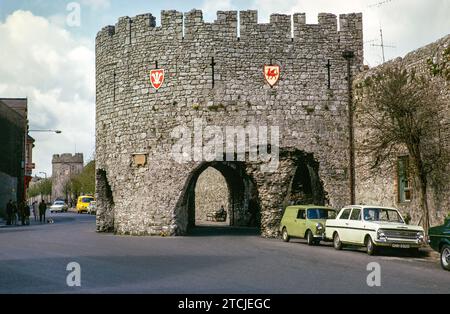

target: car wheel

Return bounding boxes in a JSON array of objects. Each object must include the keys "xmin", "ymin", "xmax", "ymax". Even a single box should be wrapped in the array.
[
  {"xmin": 441, "ymin": 245, "xmax": 450, "ymax": 271},
  {"xmin": 366, "ymin": 236, "xmax": 377, "ymax": 256},
  {"xmin": 333, "ymin": 232, "xmax": 343, "ymax": 250},
  {"xmin": 306, "ymin": 230, "xmax": 315, "ymax": 246},
  {"xmin": 282, "ymin": 228, "xmax": 290, "ymax": 242}
]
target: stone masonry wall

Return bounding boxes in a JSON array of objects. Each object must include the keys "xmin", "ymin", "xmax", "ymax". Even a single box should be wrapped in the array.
[
  {"xmin": 95, "ymin": 10, "xmax": 364, "ymax": 237},
  {"xmin": 354, "ymin": 35, "xmax": 450, "ymax": 226}
]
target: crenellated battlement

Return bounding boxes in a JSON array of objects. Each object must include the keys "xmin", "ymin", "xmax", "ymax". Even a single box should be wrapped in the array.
[
  {"xmin": 96, "ymin": 9, "xmax": 362, "ymax": 46},
  {"xmin": 95, "ymin": 9, "xmax": 364, "ymax": 237},
  {"xmin": 52, "ymin": 153, "xmax": 84, "ymax": 164}
]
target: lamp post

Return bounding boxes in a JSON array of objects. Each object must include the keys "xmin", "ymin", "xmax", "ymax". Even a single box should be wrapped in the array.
[
  {"xmin": 343, "ymin": 50, "xmax": 355, "ymax": 205},
  {"xmin": 29, "ymin": 130, "xmax": 62, "ymax": 134}
]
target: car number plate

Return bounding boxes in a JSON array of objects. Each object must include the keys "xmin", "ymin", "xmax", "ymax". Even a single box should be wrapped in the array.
[{"xmin": 392, "ymin": 244, "xmax": 410, "ymax": 249}]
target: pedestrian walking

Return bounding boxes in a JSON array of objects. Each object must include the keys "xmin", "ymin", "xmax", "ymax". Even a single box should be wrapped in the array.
[
  {"xmin": 12, "ymin": 201, "xmax": 18, "ymax": 225},
  {"xmin": 5, "ymin": 200, "xmax": 13, "ymax": 226},
  {"xmin": 24, "ymin": 203, "xmax": 31, "ymax": 225},
  {"xmin": 18, "ymin": 201, "xmax": 26, "ymax": 226},
  {"xmin": 32, "ymin": 201, "xmax": 37, "ymax": 221},
  {"xmin": 39, "ymin": 199, "xmax": 47, "ymax": 223}
]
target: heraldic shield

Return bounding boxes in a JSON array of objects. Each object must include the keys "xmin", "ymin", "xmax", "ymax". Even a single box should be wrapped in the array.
[
  {"xmin": 264, "ymin": 65, "xmax": 280, "ymax": 87},
  {"xmin": 150, "ymin": 69, "xmax": 165, "ymax": 90}
]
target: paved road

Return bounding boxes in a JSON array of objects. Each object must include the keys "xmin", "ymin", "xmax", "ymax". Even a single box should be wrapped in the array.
[{"xmin": 0, "ymin": 214, "xmax": 449, "ymax": 294}]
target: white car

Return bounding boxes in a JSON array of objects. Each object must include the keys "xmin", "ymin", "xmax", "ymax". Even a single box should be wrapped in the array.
[
  {"xmin": 87, "ymin": 201, "xmax": 96, "ymax": 215},
  {"xmin": 50, "ymin": 200, "xmax": 68, "ymax": 213},
  {"xmin": 325, "ymin": 205, "xmax": 425, "ymax": 255}
]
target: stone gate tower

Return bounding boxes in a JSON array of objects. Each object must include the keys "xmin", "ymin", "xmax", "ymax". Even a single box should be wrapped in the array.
[
  {"xmin": 95, "ymin": 9, "xmax": 363, "ymax": 237},
  {"xmin": 51, "ymin": 153, "xmax": 84, "ymax": 201}
]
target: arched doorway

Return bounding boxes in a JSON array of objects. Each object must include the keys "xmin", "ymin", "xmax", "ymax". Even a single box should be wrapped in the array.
[
  {"xmin": 174, "ymin": 161, "xmax": 261, "ymax": 235},
  {"xmin": 195, "ymin": 167, "xmax": 230, "ymax": 226},
  {"xmin": 285, "ymin": 152, "xmax": 326, "ymax": 206}
]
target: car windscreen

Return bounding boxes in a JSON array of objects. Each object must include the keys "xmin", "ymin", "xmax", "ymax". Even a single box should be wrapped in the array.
[
  {"xmin": 307, "ymin": 208, "xmax": 336, "ymax": 219},
  {"xmin": 81, "ymin": 198, "xmax": 94, "ymax": 203},
  {"xmin": 54, "ymin": 201, "xmax": 64, "ymax": 205},
  {"xmin": 363, "ymin": 208, "xmax": 404, "ymax": 223}
]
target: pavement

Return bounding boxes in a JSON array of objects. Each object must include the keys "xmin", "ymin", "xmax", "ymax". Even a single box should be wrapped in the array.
[
  {"xmin": 0, "ymin": 208, "xmax": 75, "ymax": 228},
  {"xmin": 0, "ymin": 213, "xmax": 449, "ymax": 294}
]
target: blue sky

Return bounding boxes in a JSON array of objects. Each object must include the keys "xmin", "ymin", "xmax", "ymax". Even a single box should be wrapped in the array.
[
  {"xmin": 0, "ymin": 0, "xmax": 449, "ymax": 176},
  {"xmin": 1, "ymin": 0, "xmax": 199, "ymax": 40}
]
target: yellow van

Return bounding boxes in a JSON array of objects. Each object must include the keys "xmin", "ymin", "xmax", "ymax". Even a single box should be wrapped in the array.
[{"xmin": 76, "ymin": 195, "xmax": 95, "ymax": 213}]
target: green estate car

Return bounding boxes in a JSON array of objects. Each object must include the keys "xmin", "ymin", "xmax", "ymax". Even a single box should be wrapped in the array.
[
  {"xmin": 280, "ymin": 205, "xmax": 336, "ymax": 245},
  {"xmin": 429, "ymin": 216, "xmax": 450, "ymax": 271}
]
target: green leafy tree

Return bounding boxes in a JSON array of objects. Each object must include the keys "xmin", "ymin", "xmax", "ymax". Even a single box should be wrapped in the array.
[
  {"xmin": 358, "ymin": 67, "xmax": 449, "ymax": 234},
  {"xmin": 67, "ymin": 160, "xmax": 95, "ymax": 198},
  {"xmin": 27, "ymin": 179, "xmax": 52, "ymax": 199},
  {"xmin": 77, "ymin": 160, "xmax": 95, "ymax": 195}
]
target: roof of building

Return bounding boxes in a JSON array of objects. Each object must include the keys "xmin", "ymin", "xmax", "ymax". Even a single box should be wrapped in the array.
[{"xmin": 0, "ymin": 99, "xmax": 26, "ymax": 128}]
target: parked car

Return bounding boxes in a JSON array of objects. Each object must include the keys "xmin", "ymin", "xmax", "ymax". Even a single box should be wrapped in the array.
[
  {"xmin": 50, "ymin": 200, "xmax": 68, "ymax": 213},
  {"xmin": 87, "ymin": 201, "xmax": 97, "ymax": 215},
  {"xmin": 280, "ymin": 205, "xmax": 336, "ymax": 245},
  {"xmin": 76, "ymin": 195, "xmax": 95, "ymax": 214},
  {"xmin": 429, "ymin": 216, "xmax": 450, "ymax": 271},
  {"xmin": 325, "ymin": 205, "xmax": 425, "ymax": 255}
]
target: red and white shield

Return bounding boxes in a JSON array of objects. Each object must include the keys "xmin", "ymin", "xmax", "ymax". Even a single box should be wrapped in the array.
[
  {"xmin": 150, "ymin": 69, "xmax": 165, "ymax": 90},
  {"xmin": 264, "ymin": 65, "xmax": 280, "ymax": 87}
]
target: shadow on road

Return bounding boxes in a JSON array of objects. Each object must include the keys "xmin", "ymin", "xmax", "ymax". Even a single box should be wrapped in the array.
[
  {"xmin": 188, "ymin": 225, "xmax": 260, "ymax": 237},
  {"xmin": 286, "ymin": 238, "xmax": 434, "ymax": 260},
  {"xmin": 339, "ymin": 245, "xmax": 432, "ymax": 259}
]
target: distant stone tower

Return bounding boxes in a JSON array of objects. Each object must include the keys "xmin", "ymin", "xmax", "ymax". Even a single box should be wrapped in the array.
[{"xmin": 51, "ymin": 153, "xmax": 84, "ymax": 201}]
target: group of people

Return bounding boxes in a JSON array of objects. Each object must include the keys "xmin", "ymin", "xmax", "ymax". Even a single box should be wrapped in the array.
[{"xmin": 5, "ymin": 199, "xmax": 48, "ymax": 226}]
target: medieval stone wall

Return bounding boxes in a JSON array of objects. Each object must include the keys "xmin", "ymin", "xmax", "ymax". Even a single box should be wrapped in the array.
[
  {"xmin": 95, "ymin": 10, "xmax": 364, "ymax": 237},
  {"xmin": 354, "ymin": 35, "xmax": 450, "ymax": 226}
]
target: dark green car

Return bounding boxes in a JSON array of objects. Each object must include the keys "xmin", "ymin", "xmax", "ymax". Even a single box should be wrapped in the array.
[{"xmin": 429, "ymin": 216, "xmax": 450, "ymax": 271}]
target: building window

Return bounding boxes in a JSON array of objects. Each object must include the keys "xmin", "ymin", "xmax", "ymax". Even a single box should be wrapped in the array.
[{"xmin": 398, "ymin": 156, "xmax": 411, "ymax": 203}]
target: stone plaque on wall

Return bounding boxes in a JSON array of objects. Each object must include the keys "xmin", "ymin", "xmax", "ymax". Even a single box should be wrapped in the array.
[{"xmin": 132, "ymin": 154, "xmax": 147, "ymax": 167}]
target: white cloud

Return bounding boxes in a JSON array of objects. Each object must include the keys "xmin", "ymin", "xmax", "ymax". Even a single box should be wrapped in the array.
[
  {"xmin": 248, "ymin": 0, "xmax": 450, "ymax": 67},
  {"xmin": 48, "ymin": 14, "xmax": 67, "ymax": 28},
  {"xmin": 0, "ymin": 10, "xmax": 95, "ymax": 176}
]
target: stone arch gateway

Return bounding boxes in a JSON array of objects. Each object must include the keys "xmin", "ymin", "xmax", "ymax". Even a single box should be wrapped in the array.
[
  {"xmin": 95, "ymin": 9, "xmax": 363, "ymax": 237},
  {"xmin": 175, "ymin": 161, "xmax": 260, "ymax": 234}
]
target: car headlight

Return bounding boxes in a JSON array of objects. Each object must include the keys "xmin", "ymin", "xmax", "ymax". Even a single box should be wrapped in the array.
[
  {"xmin": 416, "ymin": 231, "xmax": 424, "ymax": 241},
  {"xmin": 316, "ymin": 223, "xmax": 324, "ymax": 234},
  {"xmin": 377, "ymin": 229, "xmax": 387, "ymax": 241}
]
